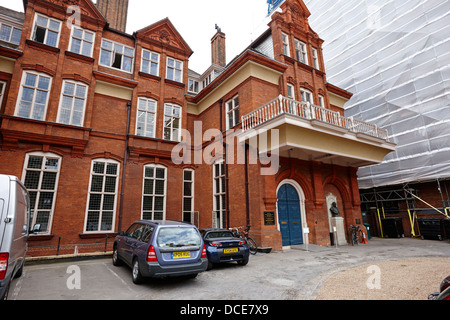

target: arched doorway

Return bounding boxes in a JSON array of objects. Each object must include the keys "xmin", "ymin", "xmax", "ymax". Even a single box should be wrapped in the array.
[{"xmin": 277, "ymin": 182, "xmax": 303, "ymax": 246}]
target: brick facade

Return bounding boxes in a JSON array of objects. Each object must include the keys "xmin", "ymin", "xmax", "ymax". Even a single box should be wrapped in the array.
[{"xmin": 0, "ymin": 0, "xmax": 389, "ymax": 256}]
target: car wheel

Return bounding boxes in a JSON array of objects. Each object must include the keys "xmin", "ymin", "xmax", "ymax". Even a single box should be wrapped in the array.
[
  {"xmin": 132, "ymin": 258, "xmax": 144, "ymax": 284},
  {"xmin": 237, "ymin": 258, "xmax": 249, "ymax": 266},
  {"xmin": 14, "ymin": 261, "xmax": 24, "ymax": 279},
  {"xmin": 1, "ymin": 280, "xmax": 10, "ymax": 300},
  {"xmin": 112, "ymin": 246, "xmax": 122, "ymax": 266},
  {"xmin": 206, "ymin": 260, "xmax": 214, "ymax": 271}
]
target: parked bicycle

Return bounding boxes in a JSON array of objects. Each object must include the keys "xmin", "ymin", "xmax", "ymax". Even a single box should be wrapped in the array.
[
  {"xmin": 349, "ymin": 225, "xmax": 361, "ymax": 246},
  {"xmin": 229, "ymin": 225, "xmax": 258, "ymax": 255}
]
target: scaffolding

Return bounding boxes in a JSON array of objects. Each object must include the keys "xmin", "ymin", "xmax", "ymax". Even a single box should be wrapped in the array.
[
  {"xmin": 361, "ymin": 180, "xmax": 450, "ymax": 238},
  {"xmin": 305, "ymin": 0, "xmax": 450, "ymax": 189}
]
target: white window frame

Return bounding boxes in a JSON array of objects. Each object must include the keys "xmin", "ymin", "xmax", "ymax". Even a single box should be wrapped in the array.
[
  {"xmin": 163, "ymin": 103, "xmax": 182, "ymax": 142},
  {"xmin": 287, "ymin": 83, "xmax": 295, "ymax": 100},
  {"xmin": 182, "ymin": 169, "xmax": 195, "ymax": 224},
  {"xmin": 99, "ymin": 38, "xmax": 134, "ymax": 73},
  {"xmin": 31, "ymin": 13, "xmax": 62, "ymax": 48},
  {"xmin": 0, "ymin": 22, "xmax": 22, "ymax": 45},
  {"xmin": 225, "ymin": 95, "xmax": 240, "ymax": 130},
  {"xmin": 141, "ymin": 49, "xmax": 160, "ymax": 76},
  {"xmin": 0, "ymin": 80, "xmax": 6, "ymax": 107},
  {"xmin": 282, "ymin": 33, "xmax": 290, "ymax": 57},
  {"xmin": 212, "ymin": 160, "xmax": 226, "ymax": 229},
  {"xmin": 21, "ymin": 152, "xmax": 62, "ymax": 235},
  {"xmin": 188, "ymin": 79, "xmax": 199, "ymax": 94},
  {"xmin": 69, "ymin": 26, "xmax": 95, "ymax": 57},
  {"xmin": 56, "ymin": 80, "xmax": 88, "ymax": 126},
  {"xmin": 295, "ymin": 39, "xmax": 308, "ymax": 64},
  {"xmin": 166, "ymin": 57, "xmax": 183, "ymax": 83},
  {"xmin": 15, "ymin": 70, "xmax": 52, "ymax": 121},
  {"xmin": 312, "ymin": 47, "xmax": 319, "ymax": 69},
  {"xmin": 141, "ymin": 164, "xmax": 167, "ymax": 220},
  {"xmin": 136, "ymin": 97, "xmax": 157, "ymax": 138},
  {"xmin": 300, "ymin": 88, "xmax": 313, "ymax": 104},
  {"xmin": 318, "ymin": 94, "xmax": 325, "ymax": 108},
  {"xmin": 84, "ymin": 159, "xmax": 120, "ymax": 233}
]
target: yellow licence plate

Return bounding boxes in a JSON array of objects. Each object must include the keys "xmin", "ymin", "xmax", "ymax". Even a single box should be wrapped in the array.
[
  {"xmin": 172, "ymin": 251, "xmax": 190, "ymax": 259},
  {"xmin": 223, "ymin": 248, "xmax": 239, "ymax": 254}
]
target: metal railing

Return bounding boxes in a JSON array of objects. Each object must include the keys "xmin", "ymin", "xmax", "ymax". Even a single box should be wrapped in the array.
[{"xmin": 241, "ymin": 95, "xmax": 390, "ymax": 142}]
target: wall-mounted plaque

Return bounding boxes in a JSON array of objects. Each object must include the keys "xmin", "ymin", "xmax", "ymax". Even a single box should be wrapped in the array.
[{"xmin": 264, "ymin": 211, "xmax": 275, "ymax": 225}]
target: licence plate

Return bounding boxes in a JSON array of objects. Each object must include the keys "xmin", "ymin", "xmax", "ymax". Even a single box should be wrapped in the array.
[
  {"xmin": 223, "ymin": 248, "xmax": 239, "ymax": 254},
  {"xmin": 172, "ymin": 251, "xmax": 191, "ymax": 259}
]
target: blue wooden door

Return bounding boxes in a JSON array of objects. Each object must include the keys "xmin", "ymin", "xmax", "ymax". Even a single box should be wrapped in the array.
[{"xmin": 277, "ymin": 184, "xmax": 303, "ymax": 246}]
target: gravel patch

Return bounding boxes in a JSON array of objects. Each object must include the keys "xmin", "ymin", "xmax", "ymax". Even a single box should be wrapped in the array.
[{"xmin": 316, "ymin": 257, "xmax": 450, "ymax": 300}]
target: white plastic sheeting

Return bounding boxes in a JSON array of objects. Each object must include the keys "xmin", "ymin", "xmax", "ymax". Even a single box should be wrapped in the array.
[{"xmin": 304, "ymin": 0, "xmax": 450, "ymax": 189}]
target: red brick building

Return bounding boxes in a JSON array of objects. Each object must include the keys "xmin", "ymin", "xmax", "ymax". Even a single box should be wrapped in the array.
[{"xmin": 0, "ymin": 0, "xmax": 395, "ymax": 256}]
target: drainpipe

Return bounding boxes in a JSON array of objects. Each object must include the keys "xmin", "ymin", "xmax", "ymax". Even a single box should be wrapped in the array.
[
  {"xmin": 245, "ymin": 143, "xmax": 250, "ymax": 226},
  {"xmin": 118, "ymin": 101, "xmax": 131, "ymax": 232}
]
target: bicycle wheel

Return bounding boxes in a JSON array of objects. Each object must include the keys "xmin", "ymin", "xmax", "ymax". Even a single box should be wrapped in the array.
[{"xmin": 247, "ymin": 237, "xmax": 258, "ymax": 255}]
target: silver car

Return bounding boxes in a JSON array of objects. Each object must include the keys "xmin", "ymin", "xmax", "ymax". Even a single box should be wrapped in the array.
[
  {"xmin": 113, "ymin": 220, "xmax": 208, "ymax": 284},
  {"xmin": 0, "ymin": 175, "xmax": 30, "ymax": 300}
]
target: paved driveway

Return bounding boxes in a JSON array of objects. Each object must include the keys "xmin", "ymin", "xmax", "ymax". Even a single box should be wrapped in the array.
[{"xmin": 9, "ymin": 238, "xmax": 450, "ymax": 300}]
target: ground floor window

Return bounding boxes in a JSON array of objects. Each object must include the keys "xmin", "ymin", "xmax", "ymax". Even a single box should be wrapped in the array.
[
  {"xmin": 84, "ymin": 159, "xmax": 119, "ymax": 232},
  {"xmin": 22, "ymin": 152, "xmax": 61, "ymax": 234},
  {"xmin": 142, "ymin": 164, "xmax": 166, "ymax": 220},
  {"xmin": 213, "ymin": 160, "xmax": 226, "ymax": 228},
  {"xmin": 182, "ymin": 169, "xmax": 195, "ymax": 224}
]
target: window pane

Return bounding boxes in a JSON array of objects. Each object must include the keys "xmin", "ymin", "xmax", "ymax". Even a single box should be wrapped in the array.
[
  {"xmin": 46, "ymin": 30, "xmax": 58, "ymax": 47},
  {"xmin": 154, "ymin": 180, "xmax": 164, "ymax": 195},
  {"xmin": 11, "ymin": 28, "xmax": 21, "ymax": 44},
  {"xmin": 155, "ymin": 168, "xmax": 165, "ymax": 179},
  {"xmin": 101, "ymin": 212, "xmax": 113, "ymax": 231},
  {"xmin": 41, "ymin": 172, "xmax": 57, "ymax": 190},
  {"xmin": 144, "ymin": 179, "xmax": 154, "ymax": 194},
  {"xmin": 28, "ymin": 156, "xmax": 43, "ymax": 169},
  {"xmin": 106, "ymin": 163, "xmax": 118, "ymax": 175},
  {"xmin": 93, "ymin": 162, "xmax": 105, "ymax": 174},
  {"xmin": 37, "ymin": 192, "xmax": 54, "ymax": 210},
  {"xmin": 0, "ymin": 25, "xmax": 11, "ymax": 41},
  {"xmin": 104, "ymin": 176, "xmax": 116, "ymax": 193},
  {"xmin": 24, "ymin": 171, "xmax": 40, "ymax": 189},
  {"xmin": 90, "ymin": 175, "xmax": 104, "ymax": 192},
  {"xmin": 143, "ymin": 196, "xmax": 153, "ymax": 211},
  {"xmin": 45, "ymin": 158, "xmax": 59, "ymax": 170},
  {"xmin": 25, "ymin": 74, "xmax": 37, "ymax": 87},
  {"xmin": 100, "ymin": 49, "xmax": 111, "ymax": 66},
  {"xmin": 70, "ymin": 38, "xmax": 81, "ymax": 53},
  {"xmin": 88, "ymin": 194, "xmax": 101, "ymax": 210},
  {"xmin": 82, "ymin": 41, "xmax": 92, "ymax": 57}
]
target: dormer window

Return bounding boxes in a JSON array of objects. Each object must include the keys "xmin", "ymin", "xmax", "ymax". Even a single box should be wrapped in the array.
[{"xmin": 0, "ymin": 23, "xmax": 22, "ymax": 45}]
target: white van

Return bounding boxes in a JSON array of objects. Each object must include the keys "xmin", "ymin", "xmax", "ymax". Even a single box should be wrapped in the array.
[{"xmin": 0, "ymin": 175, "xmax": 29, "ymax": 300}]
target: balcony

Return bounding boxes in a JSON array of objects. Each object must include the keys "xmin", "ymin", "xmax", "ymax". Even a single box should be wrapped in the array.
[{"xmin": 239, "ymin": 95, "xmax": 396, "ymax": 167}]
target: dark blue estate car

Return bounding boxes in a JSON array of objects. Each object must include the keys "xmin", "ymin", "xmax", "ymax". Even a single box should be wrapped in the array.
[
  {"xmin": 199, "ymin": 228, "xmax": 250, "ymax": 270},
  {"xmin": 113, "ymin": 220, "xmax": 208, "ymax": 284}
]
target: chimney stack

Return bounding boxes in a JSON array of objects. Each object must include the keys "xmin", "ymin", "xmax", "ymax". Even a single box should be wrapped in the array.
[
  {"xmin": 96, "ymin": 0, "xmax": 129, "ymax": 33},
  {"xmin": 211, "ymin": 25, "xmax": 226, "ymax": 67}
]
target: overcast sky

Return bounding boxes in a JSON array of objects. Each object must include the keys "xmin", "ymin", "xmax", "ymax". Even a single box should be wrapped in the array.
[{"xmin": 2, "ymin": 0, "xmax": 272, "ymax": 73}]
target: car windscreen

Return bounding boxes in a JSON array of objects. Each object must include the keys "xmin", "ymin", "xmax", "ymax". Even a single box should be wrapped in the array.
[
  {"xmin": 157, "ymin": 227, "xmax": 201, "ymax": 248},
  {"xmin": 205, "ymin": 231, "xmax": 235, "ymax": 239}
]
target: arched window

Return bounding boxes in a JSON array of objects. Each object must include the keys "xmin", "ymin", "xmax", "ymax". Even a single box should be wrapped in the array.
[
  {"xmin": 21, "ymin": 152, "xmax": 62, "ymax": 234},
  {"xmin": 142, "ymin": 164, "xmax": 167, "ymax": 220},
  {"xmin": 84, "ymin": 158, "xmax": 120, "ymax": 232}
]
